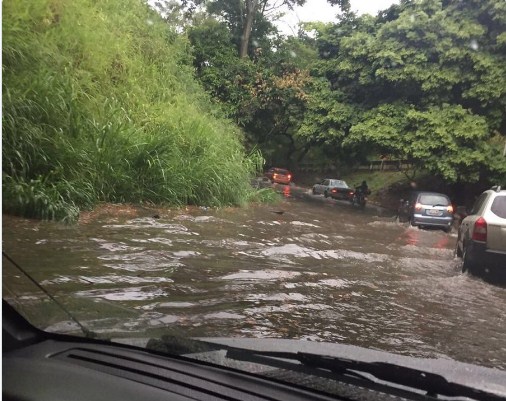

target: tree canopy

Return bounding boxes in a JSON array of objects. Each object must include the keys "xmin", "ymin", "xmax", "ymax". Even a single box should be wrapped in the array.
[
  {"xmin": 184, "ymin": 0, "xmax": 505, "ymax": 184},
  {"xmin": 299, "ymin": 0, "xmax": 506, "ymax": 182}
]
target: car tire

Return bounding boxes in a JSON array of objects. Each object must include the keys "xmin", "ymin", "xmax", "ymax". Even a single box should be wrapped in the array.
[
  {"xmin": 409, "ymin": 217, "xmax": 417, "ymax": 227},
  {"xmin": 461, "ymin": 245, "xmax": 474, "ymax": 273},
  {"xmin": 312, "ymin": 187, "xmax": 317, "ymax": 195},
  {"xmin": 324, "ymin": 190, "xmax": 328, "ymax": 198},
  {"xmin": 444, "ymin": 226, "xmax": 452, "ymax": 233},
  {"xmin": 461, "ymin": 247, "xmax": 469, "ymax": 273},
  {"xmin": 455, "ymin": 240, "xmax": 463, "ymax": 258}
]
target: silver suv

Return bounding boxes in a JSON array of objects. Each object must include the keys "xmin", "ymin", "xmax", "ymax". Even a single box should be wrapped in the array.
[
  {"xmin": 398, "ymin": 191, "xmax": 454, "ymax": 232},
  {"xmin": 456, "ymin": 186, "xmax": 506, "ymax": 281}
]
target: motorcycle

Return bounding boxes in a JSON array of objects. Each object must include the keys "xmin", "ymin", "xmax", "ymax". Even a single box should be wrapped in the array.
[{"xmin": 351, "ymin": 187, "xmax": 370, "ymax": 208}]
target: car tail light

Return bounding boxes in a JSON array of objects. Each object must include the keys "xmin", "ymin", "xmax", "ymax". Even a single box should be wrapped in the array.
[
  {"xmin": 447, "ymin": 205, "xmax": 454, "ymax": 213},
  {"xmin": 472, "ymin": 217, "xmax": 487, "ymax": 242},
  {"xmin": 273, "ymin": 174, "xmax": 278, "ymax": 178},
  {"xmin": 415, "ymin": 203, "xmax": 422, "ymax": 211},
  {"xmin": 287, "ymin": 174, "xmax": 291, "ymax": 180},
  {"xmin": 331, "ymin": 189, "xmax": 337, "ymax": 193}
]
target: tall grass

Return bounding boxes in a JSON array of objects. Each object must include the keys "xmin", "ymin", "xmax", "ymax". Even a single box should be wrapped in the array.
[{"xmin": 3, "ymin": 0, "xmax": 263, "ymax": 221}]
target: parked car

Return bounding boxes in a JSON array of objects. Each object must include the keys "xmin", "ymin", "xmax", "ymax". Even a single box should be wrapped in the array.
[
  {"xmin": 398, "ymin": 191, "xmax": 454, "ymax": 232},
  {"xmin": 455, "ymin": 186, "xmax": 506, "ymax": 280},
  {"xmin": 265, "ymin": 167, "xmax": 292, "ymax": 185},
  {"xmin": 312, "ymin": 179, "xmax": 352, "ymax": 200}
]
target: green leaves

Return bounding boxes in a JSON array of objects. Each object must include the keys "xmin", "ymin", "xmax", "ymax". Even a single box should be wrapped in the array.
[
  {"xmin": 301, "ymin": 0, "xmax": 506, "ymax": 184},
  {"xmin": 3, "ymin": 0, "xmax": 262, "ymax": 221},
  {"xmin": 346, "ymin": 103, "xmax": 493, "ymax": 182}
]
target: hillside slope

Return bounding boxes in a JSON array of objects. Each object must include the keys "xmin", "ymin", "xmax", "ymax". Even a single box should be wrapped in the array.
[{"xmin": 2, "ymin": 0, "xmax": 260, "ymax": 221}]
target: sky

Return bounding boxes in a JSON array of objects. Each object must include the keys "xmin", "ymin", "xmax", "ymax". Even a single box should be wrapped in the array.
[{"xmin": 276, "ymin": 0, "xmax": 399, "ymax": 35}]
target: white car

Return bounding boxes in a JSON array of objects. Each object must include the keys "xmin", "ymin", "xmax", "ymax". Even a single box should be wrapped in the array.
[
  {"xmin": 312, "ymin": 178, "xmax": 350, "ymax": 198},
  {"xmin": 456, "ymin": 186, "xmax": 506, "ymax": 282}
]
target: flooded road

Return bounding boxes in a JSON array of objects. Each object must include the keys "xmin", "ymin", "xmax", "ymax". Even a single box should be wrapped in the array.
[{"xmin": 3, "ymin": 184, "xmax": 506, "ymax": 370}]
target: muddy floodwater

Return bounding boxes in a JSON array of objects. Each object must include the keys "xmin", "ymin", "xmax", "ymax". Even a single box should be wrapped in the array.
[{"xmin": 3, "ymin": 185, "xmax": 506, "ymax": 370}]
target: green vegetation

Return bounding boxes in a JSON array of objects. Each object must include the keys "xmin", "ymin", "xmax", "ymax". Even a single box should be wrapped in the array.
[
  {"xmin": 180, "ymin": 0, "xmax": 505, "ymax": 187},
  {"xmin": 339, "ymin": 171, "xmax": 409, "ymax": 193},
  {"xmin": 3, "ymin": 0, "xmax": 264, "ymax": 222},
  {"xmin": 4, "ymin": 0, "xmax": 505, "ymax": 222}
]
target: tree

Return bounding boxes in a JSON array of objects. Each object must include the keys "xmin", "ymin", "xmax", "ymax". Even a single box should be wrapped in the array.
[
  {"xmin": 344, "ymin": 103, "xmax": 506, "ymax": 182},
  {"xmin": 303, "ymin": 0, "xmax": 506, "ymax": 183},
  {"xmin": 206, "ymin": 0, "xmax": 306, "ymax": 58},
  {"xmin": 187, "ymin": 14, "xmax": 320, "ymax": 165}
]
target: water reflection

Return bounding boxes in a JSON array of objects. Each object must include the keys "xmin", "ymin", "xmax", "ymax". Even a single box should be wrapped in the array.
[
  {"xmin": 404, "ymin": 227, "xmax": 419, "ymax": 246},
  {"xmin": 282, "ymin": 184, "xmax": 291, "ymax": 198}
]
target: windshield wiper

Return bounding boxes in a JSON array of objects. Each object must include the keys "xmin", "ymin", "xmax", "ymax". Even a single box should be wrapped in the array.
[
  {"xmin": 147, "ymin": 336, "xmax": 502, "ymax": 400},
  {"xmin": 219, "ymin": 347, "xmax": 503, "ymax": 401},
  {"xmin": 3, "ymin": 251, "xmax": 98, "ymax": 339}
]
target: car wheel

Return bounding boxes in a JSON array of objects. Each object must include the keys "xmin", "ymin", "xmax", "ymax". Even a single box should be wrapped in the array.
[
  {"xmin": 461, "ymin": 247, "xmax": 469, "ymax": 272},
  {"xmin": 324, "ymin": 190, "xmax": 328, "ymax": 198},
  {"xmin": 409, "ymin": 217, "xmax": 416, "ymax": 227},
  {"xmin": 461, "ymin": 245, "xmax": 475, "ymax": 273},
  {"xmin": 455, "ymin": 240, "xmax": 463, "ymax": 258},
  {"xmin": 312, "ymin": 187, "xmax": 317, "ymax": 195},
  {"xmin": 444, "ymin": 226, "xmax": 452, "ymax": 233}
]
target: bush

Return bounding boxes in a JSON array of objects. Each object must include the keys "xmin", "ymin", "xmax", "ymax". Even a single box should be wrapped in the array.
[{"xmin": 3, "ymin": 0, "xmax": 261, "ymax": 222}]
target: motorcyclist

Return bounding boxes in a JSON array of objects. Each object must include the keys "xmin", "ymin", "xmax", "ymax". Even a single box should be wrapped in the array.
[{"xmin": 356, "ymin": 180, "xmax": 370, "ymax": 196}]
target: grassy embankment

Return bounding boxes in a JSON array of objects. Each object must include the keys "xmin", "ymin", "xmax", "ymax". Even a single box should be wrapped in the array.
[
  {"xmin": 3, "ymin": 0, "xmax": 273, "ymax": 222},
  {"xmin": 340, "ymin": 171, "xmax": 411, "ymax": 209}
]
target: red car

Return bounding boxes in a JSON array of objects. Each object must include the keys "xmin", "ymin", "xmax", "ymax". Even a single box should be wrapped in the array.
[{"xmin": 265, "ymin": 167, "xmax": 292, "ymax": 185}]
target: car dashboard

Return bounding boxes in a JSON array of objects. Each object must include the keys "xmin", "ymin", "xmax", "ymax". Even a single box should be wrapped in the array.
[{"xmin": 4, "ymin": 301, "xmax": 505, "ymax": 401}]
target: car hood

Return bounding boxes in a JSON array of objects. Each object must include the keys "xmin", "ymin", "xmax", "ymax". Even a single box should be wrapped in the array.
[{"xmin": 193, "ymin": 337, "xmax": 506, "ymax": 397}]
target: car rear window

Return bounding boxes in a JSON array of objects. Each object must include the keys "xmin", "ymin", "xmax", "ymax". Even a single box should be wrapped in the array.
[
  {"xmin": 331, "ymin": 180, "xmax": 347, "ymax": 188},
  {"xmin": 490, "ymin": 196, "xmax": 506, "ymax": 218},
  {"xmin": 275, "ymin": 169, "xmax": 289, "ymax": 174},
  {"xmin": 470, "ymin": 193, "xmax": 488, "ymax": 215},
  {"xmin": 418, "ymin": 194, "xmax": 449, "ymax": 206}
]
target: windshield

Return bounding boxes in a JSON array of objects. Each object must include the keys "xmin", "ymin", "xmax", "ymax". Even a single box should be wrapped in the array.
[
  {"xmin": 331, "ymin": 180, "xmax": 348, "ymax": 188},
  {"xmin": 3, "ymin": 0, "xmax": 506, "ymax": 397},
  {"xmin": 418, "ymin": 194, "xmax": 450, "ymax": 206}
]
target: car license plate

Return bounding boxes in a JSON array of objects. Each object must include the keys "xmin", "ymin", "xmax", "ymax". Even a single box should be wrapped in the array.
[{"xmin": 426, "ymin": 209, "xmax": 442, "ymax": 216}]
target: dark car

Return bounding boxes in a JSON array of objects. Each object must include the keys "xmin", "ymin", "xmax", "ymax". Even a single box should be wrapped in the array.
[
  {"xmin": 265, "ymin": 167, "xmax": 292, "ymax": 185},
  {"xmin": 455, "ymin": 186, "xmax": 506, "ymax": 280},
  {"xmin": 398, "ymin": 191, "xmax": 454, "ymax": 232},
  {"xmin": 329, "ymin": 180, "xmax": 354, "ymax": 201}
]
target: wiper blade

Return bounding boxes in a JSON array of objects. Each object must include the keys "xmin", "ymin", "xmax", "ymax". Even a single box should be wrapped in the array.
[
  {"xmin": 220, "ymin": 347, "xmax": 503, "ymax": 401},
  {"xmin": 148, "ymin": 336, "xmax": 503, "ymax": 400},
  {"xmin": 3, "ymin": 251, "xmax": 98, "ymax": 339},
  {"xmin": 299, "ymin": 353, "xmax": 501, "ymax": 401}
]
